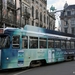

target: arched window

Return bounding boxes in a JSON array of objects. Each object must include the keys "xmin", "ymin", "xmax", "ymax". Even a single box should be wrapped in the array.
[
  {"xmin": 71, "ymin": 18, "xmax": 75, "ymax": 25},
  {"xmin": 47, "ymin": 16, "xmax": 49, "ymax": 24},
  {"xmin": 40, "ymin": 12, "xmax": 42, "ymax": 21},
  {"xmin": 36, "ymin": 9, "xmax": 38, "ymax": 19},
  {"xmin": 44, "ymin": 15, "xmax": 46, "ymax": 23},
  {"xmin": 32, "ymin": 6, "xmax": 34, "ymax": 17},
  {"xmin": 8, "ymin": 10, "xmax": 13, "ymax": 22}
]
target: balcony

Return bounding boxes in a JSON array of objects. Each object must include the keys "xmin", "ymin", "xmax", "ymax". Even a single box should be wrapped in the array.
[
  {"xmin": 2, "ymin": 17, "xmax": 16, "ymax": 26},
  {"xmin": 7, "ymin": 1, "xmax": 15, "ymax": 9}
]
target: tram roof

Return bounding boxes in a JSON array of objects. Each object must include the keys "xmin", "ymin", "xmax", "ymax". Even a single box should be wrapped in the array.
[
  {"xmin": 24, "ymin": 25, "xmax": 75, "ymax": 38},
  {"xmin": 4, "ymin": 25, "xmax": 75, "ymax": 38}
]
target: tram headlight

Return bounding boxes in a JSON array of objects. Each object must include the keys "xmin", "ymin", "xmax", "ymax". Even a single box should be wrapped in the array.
[{"xmin": 6, "ymin": 57, "xmax": 9, "ymax": 60}]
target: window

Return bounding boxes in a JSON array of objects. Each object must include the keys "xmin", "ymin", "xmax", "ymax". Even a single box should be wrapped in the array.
[
  {"xmin": 36, "ymin": 22, "xmax": 38, "ymax": 26},
  {"xmin": 32, "ymin": 6, "xmax": 34, "ymax": 17},
  {"xmin": 25, "ymin": 7, "xmax": 27, "ymax": 13},
  {"xmin": 40, "ymin": 4, "xmax": 42, "ymax": 7},
  {"xmin": 61, "ymin": 40, "xmax": 66, "ymax": 49},
  {"xmin": 44, "ymin": 7, "xmax": 46, "ymax": 10},
  {"xmin": 47, "ymin": 16, "xmax": 49, "ymax": 24},
  {"xmin": 48, "ymin": 39, "xmax": 54, "ymax": 48},
  {"xmin": 36, "ymin": 9, "xmax": 38, "ymax": 19},
  {"xmin": 0, "ymin": 36, "xmax": 10, "ymax": 48},
  {"xmin": 71, "ymin": 27, "xmax": 75, "ymax": 35},
  {"xmin": 36, "ymin": 1, "xmax": 38, "ymax": 4},
  {"xmin": 66, "ymin": 41, "xmax": 70, "ymax": 49},
  {"xmin": 8, "ymin": 10, "xmax": 14, "ymax": 22},
  {"xmin": 71, "ymin": 41, "xmax": 74, "ymax": 49},
  {"xmin": 40, "ymin": 12, "xmax": 42, "ymax": 21},
  {"xmin": 12, "ymin": 35, "xmax": 20, "ymax": 48},
  {"xmin": 54, "ymin": 40, "xmax": 60, "ymax": 48},
  {"xmin": 8, "ymin": 0, "xmax": 15, "ymax": 5},
  {"xmin": 5, "ymin": 36, "xmax": 10, "ymax": 48},
  {"xmin": 39, "ymin": 38, "xmax": 47, "ymax": 48},
  {"xmin": 44, "ymin": 15, "xmax": 46, "ymax": 23},
  {"xmin": 64, "ymin": 28, "xmax": 68, "ymax": 33},
  {"xmin": 67, "ymin": 11, "xmax": 71, "ymax": 16},
  {"xmin": 29, "ymin": 37, "xmax": 38, "ymax": 48},
  {"xmin": 22, "ymin": 36, "xmax": 28, "ymax": 49},
  {"xmin": 65, "ymin": 21, "xmax": 68, "ymax": 25},
  {"xmin": 71, "ymin": 18, "xmax": 75, "ymax": 25},
  {"xmin": 32, "ymin": 0, "xmax": 34, "ymax": 2},
  {"xmin": 64, "ymin": 18, "xmax": 68, "ymax": 25},
  {"xmin": 32, "ymin": 21, "xmax": 34, "ymax": 26},
  {"xmin": 71, "ymin": 10, "xmax": 75, "ymax": 15},
  {"xmin": 64, "ymin": 11, "xmax": 67, "ymax": 16}
]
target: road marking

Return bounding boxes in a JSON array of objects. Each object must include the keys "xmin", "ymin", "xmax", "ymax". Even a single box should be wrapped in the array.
[{"xmin": 13, "ymin": 69, "xmax": 32, "ymax": 75}]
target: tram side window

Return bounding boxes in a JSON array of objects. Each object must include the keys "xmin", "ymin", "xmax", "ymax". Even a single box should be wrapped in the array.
[
  {"xmin": 61, "ymin": 40, "xmax": 66, "ymax": 49},
  {"xmin": 0, "ymin": 36, "xmax": 10, "ymax": 48},
  {"xmin": 12, "ymin": 35, "xmax": 20, "ymax": 48},
  {"xmin": 48, "ymin": 39, "xmax": 54, "ymax": 48},
  {"xmin": 29, "ymin": 37, "xmax": 38, "ymax": 48},
  {"xmin": 71, "ymin": 41, "xmax": 74, "ymax": 49},
  {"xmin": 39, "ymin": 38, "xmax": 47, "ymax": 48},
  {"xmin": 66, "ymin": 41, "xmax": 70, "ymax": 49},
  {"xmin": 54, "ymin": 40, "xmax": 60, "ymax": 48},
  {"xmin": 22, "ymin": 36, "xmax": 28, "ymax": 49},
  {"xmin": 5, "ymin": 36, "xmax": 10, "ymax": 48}
]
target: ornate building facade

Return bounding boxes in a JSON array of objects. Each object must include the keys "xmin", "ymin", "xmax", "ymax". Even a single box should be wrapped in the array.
[
  {"xmin": 29, "ymin": 0, "xmax": 55, "ymax": 30},
  {"xmin": 0, "ymin": 0, "xmax": 17, "ymax": 27},
  {"xmin": 19, "ymin": 0, "xmax": 30, "ymax": 27},
  {"xmin": 60, "ymin": 3, "xmax": 75, "ymax": 35},
  {"xmin": 0, "ymin": 0, "xmax": 30, "ymax": 28},
  {"xmin": 0, "ymin": 0, "xmax": 55, "ymax": 30}
]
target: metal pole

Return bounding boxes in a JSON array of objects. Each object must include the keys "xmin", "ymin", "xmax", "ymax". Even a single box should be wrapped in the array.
[
  {"xmin": 19, "ymin": 0, "xmax": 22, "ymax": 28},
  {"xmin": 15, "ymin": 0, "xmax": 16, "ymax": 28}
]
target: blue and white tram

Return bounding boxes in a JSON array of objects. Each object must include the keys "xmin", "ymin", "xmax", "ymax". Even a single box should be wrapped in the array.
[{"xmin": 0, "ymin": 25, "xmax": 75, "ymax": 70}]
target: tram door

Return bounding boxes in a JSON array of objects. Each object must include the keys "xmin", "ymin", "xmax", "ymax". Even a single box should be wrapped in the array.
[
  {"xmin": 48, "ymin": 50, "xmax": 52, "ymax": 62},
  {"xmin": 48, "ymin": 50, "xmax": 55, "ymax": 63},
  {"xmin": 52, "ymin": 50, "xmax": 55, "ymax": 62}
]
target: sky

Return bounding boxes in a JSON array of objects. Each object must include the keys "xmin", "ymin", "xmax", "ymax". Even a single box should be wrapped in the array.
[
  {"xmin": 47, "ymin": 0, "xmax": 75, "ymax": 11},
  {"xmin": 47, "ymin": 0, "xmax": 75, "ymax": 29}
]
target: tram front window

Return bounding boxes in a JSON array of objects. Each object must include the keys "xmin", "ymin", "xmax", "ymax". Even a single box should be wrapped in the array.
[{"xmin": 0, "ymin": 35, "xmax": 10, "ymax": 48}]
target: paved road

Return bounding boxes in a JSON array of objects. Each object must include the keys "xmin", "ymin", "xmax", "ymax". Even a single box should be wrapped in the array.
[{"xmin": 0, "ymin": 61, "xmax": 75, "ymax": 75}]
